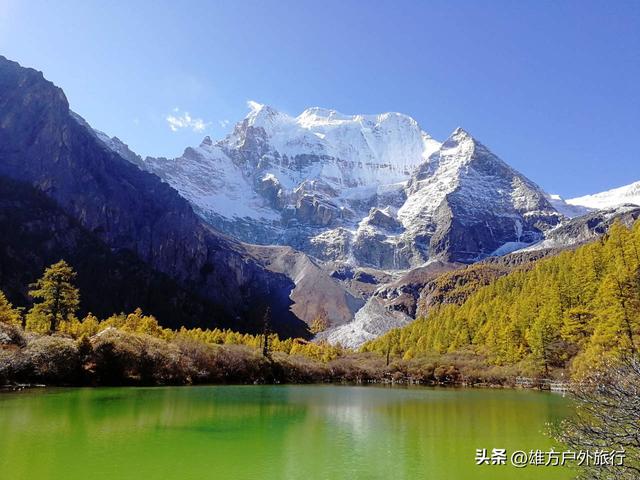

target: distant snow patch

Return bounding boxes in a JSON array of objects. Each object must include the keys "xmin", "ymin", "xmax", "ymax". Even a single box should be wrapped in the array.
[
  {"xmin": 317, "ymin": 297, "xmax": 412, "ymax": 349},
  {"xmin": 567, "ymin": 181, "xmax": 640, "ymax": 210}
]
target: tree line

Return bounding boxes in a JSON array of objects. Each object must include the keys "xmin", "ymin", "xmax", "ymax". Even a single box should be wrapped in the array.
[
  {"xmin": 0, "ymin": 260, "xmax": 541, "ymax": 387},
  {"xmin": 5, "ymin": 219, "xmax": 640, "ymax": 383},
  {"xmin": 363, "ymin": 220, "xmax": 640, "ymax": 378},
  {"xmin": 0, "ymin": 260, "xmax": 343, "ymax": 363}
]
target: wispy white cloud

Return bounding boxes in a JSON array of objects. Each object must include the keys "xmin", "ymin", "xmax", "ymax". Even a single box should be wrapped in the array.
[
  {"xmin": 219, "ymin": 119, "xmax": 230, "ymax": 128},
  {"xmin": 166, "ymin": 108, "xmax": 210, "ymax": 133}
]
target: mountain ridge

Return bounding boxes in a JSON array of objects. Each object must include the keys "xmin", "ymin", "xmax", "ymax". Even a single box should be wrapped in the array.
[
  {"xmin": 567, "ymin": 180, "xmax": 640, "ymax": 210},
  {"xmin": 0, "ymin": 55, "xmax": 307, "ymax": 337},
  {"xmin": 120, "ymin": 102, "xmax": 561, "ymax": 269}
]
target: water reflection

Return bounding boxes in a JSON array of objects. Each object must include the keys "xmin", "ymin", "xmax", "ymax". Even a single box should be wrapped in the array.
[{"xmin": 0, "ymin": 386, "xmax": 572, "ymax": 480}]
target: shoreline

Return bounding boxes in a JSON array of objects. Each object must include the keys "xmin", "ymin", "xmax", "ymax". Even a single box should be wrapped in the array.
[
  {"xmin": 0, "ymin": 378, "xmax": 570, "ymax": 393},
  {"xmin": 1, "ymin": 322, "xmax": 572, "ymax": 392}
]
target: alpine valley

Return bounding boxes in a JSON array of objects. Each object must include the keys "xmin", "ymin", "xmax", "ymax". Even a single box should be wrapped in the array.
[{"xmin": 2, "ymin": 55, "xmax": 639, "ymax": 348}]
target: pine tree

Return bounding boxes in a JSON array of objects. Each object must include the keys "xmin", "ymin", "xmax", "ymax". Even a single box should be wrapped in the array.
[
  {"xmin": 28, "ymin": 260, "xmax": 80, "ymax": 333},
  {"xmin": 0, "ymin": 291, "xmax": 21, "ymax": 325},
  {"xmin": 362, "ymin": 220, "xmax": 640, "ymax": 375},
  {"xmin": 310, "ymin": 308, "xmax": 330, "ymax": 334},
  {"xmin": 561, "ymin": 307, "xmax": 594, "ymax": 348},
  {"xmin": 385, "ymin": 329, "xmax": 401, "ymax": 366}
]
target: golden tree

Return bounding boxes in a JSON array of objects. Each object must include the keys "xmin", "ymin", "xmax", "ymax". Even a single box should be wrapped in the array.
[
  {"xmin": 0, "ymin": 290, "xmax": 21, "ymax": 325},
  {"xmin": 28, "ymin": 260, "xmax": 80, "ymax": 333}
]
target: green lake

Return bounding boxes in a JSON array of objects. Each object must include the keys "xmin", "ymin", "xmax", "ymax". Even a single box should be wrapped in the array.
[{"xmin": 0, "ymin": 385, "xmax": 573, "ymax": 479}]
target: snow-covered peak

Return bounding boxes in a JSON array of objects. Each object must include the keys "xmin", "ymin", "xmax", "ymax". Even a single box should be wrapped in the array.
[
  {"xmin": 244, "ymin": 101, "xmax": 290, "ymax": 130},
  {"xmin": 546, "ymin": 193, "xmax": 591, "ymax": 218},
  {"xmin": 399, "ymin": 127, "xmax": 559, "ymax": 251},
  {"xmin": 296, "ymin": 107, "xmax": 421, "ymax": 131},
  {"xmin": 247, "ymin": 99, "xmax": 263, "ymax": 113},
  {"xmin": 450, "ymin": 126, "xmax": 473, "ymax": 139},
  {"xmin": 296, "ymin": 107, "xmax": 351, "ymax": 126},
  {"xmin": 240, "ymin": 102, "xmax": 433, "ymax": 145},
  {"xmin": 567, "ymin": 181, "xmax": 640, "ymax": 210},
  {"xmin": 220, "ymin": 103, "xmax": 442, "ymax": 187},
  {"xmin": 423, "ymin": 127, "xmax": 506, "ymax": 176},
  {"xmin": 439, "ymin": 127, "xmax": 477, "ymax": 158},
  {"xmin": 91, "ymin": 101, "xmax": 566, "ymax": 270}
]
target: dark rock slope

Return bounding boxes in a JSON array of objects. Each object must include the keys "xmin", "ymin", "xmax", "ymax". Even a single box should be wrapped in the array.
[
  {"xmin": 0, "ymin": 56, "xmax": 306, "ymax": 337},
  {"xmin": 0, "ymin": 176, "xmax": 225, "ymax": 328}
]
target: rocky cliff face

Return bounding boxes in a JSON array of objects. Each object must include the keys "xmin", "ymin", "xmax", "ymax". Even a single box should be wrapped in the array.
[
  {"xmin": 398, "ymin": 128, "xmax": 561, "ymax": 263},
  {"xmin": 126, "ymin": 103, "xmax": 561, "ymax": 269},
  {"xmin": 315, "ymin": 260, "xmax": 459, "ymax": 348},
  {"xmin": 521, "ymin": 204, "xmax": 640, "ymax": 252},
  {"xmin": 0, "ymin": 56, "xmax": 306, "ymax": 337},
  {"xmin": 0, "ymin": 176, "xmax": 230, "ymax": 328}
]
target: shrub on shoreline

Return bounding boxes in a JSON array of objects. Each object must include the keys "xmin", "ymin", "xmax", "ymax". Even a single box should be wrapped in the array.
[{"xmin": 0, "ymin": 322, "xmax": 558, "ymax": 388}]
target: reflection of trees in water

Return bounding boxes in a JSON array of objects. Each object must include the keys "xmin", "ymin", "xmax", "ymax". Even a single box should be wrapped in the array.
[
  {"xmin": 0, "ymin": 386, "xmax": 314, "ymax": 480},
  {"xmin": 0, "ymin": 386, "xmax": 573, "ymax": 480},
  {"xmin": 370, "ymin": 388, "xmax": 570, "ymax": 479},
  {"xmin": 0, "ymin": 387, "xmax": 308, "ymax": 438},
  {"xmin": 275, "ymin": 387, "xmax": 572, "ymax": 480}
]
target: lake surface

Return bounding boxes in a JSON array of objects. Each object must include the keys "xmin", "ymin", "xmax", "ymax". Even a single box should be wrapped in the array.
[{"xmin": 0, "ymin": 385, "xmax": 572, "ymax": 480}]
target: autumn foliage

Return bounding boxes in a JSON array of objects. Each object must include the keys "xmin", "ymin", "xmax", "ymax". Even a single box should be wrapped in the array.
[{"xmin": 363, "ymin": 221, "xmax": 640, "ymax": 378}]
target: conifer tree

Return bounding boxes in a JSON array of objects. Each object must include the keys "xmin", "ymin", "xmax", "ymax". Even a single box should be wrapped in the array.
[
  {"xmin": 0, "ymin": 291, "xmax": 21, "ymax": 325},
  {"xmin": 363, "ymin": 220, "xmax": 640, "ymax": 375},
  {"xmin": 310, "ymin": 308, "xmax": 330, "ymax": 335},
  {"xmin": 28, "ymin": 260, "xmax": 80, "ymax": 333}
]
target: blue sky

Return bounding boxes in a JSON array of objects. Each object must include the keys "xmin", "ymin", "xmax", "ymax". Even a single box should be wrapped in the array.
[{"xmin": 1, "ymin": 0, "xmax": 638, "ymax": 197}]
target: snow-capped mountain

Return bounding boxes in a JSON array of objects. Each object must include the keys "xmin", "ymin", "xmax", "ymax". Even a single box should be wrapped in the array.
[
  {"xmin": 103, "ymin": 102, "xmax": 562, "ymax": 269},
  {"xmin": 225, "ymin": 102, "xmax": 442, "ymax": 185},
  {"xmin": 566, "ymin": 180, "xmax": 640, "ymax": 210},
  {"xmin": 88, "ymin": 101, "xmax": 640, "ymax": 347},
  {"xmin": 544, "ymin": 181, "xmax": 640, "ymax": 219},
  {"xmin": 396, "ymin": 127, "xmax": 560, "ymax": 262},
  {"xmin": 545, "ymin": 194, "xmax": 591, "ymax": 218}
]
